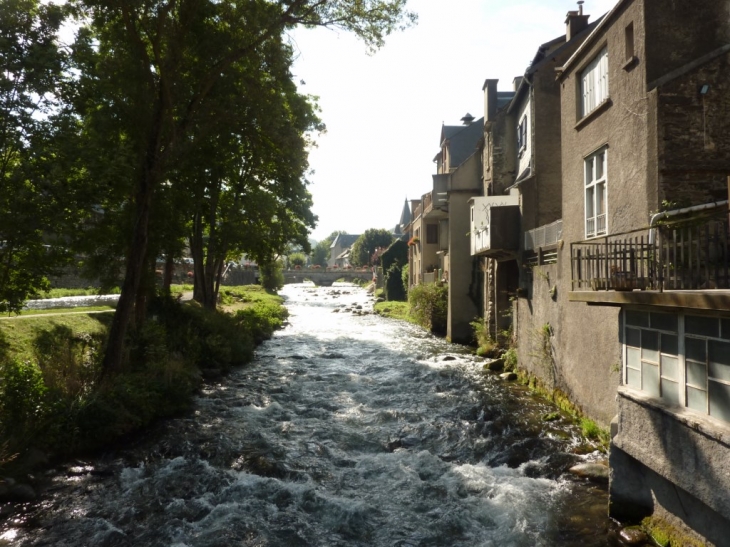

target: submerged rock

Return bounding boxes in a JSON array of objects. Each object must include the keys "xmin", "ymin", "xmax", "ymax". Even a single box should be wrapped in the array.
[
  {"xmin": 568, "ymin": 462, "xmax": 609, "ymax": 483},
  {"xmin": 618, "ymin": 527, "xmax": 649, "ymax": 545}
]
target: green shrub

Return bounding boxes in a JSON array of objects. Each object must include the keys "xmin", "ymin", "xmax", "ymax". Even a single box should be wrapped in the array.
[
  {"xmin": 385, "ymin": 263, "xmax": 406, "ymax": 301},
  {"xmin": 0, "ymin": 359, "xmax": 48, "ymax": 443},
  {"xmin": 259, "ymin": 260, "xmax": 284, "ymax": 291},
  {"xmin": 288, "ymin": 252, "xmax": 306, "ymax": 268},
  {"xmin": 503, "ymin": 347, "xmax": 518, "ymax": 371},
  {"xmin": 409, "ymin": 283, "xmax": 448, "ymax": 334},
  {"xmin": 401, "ymin": 264, "xmax": 409, "ymax": 294}
]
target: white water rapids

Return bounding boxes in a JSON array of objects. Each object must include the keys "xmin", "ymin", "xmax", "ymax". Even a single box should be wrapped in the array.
[{"xmin": 1, "ymin": 283, "xmax": 616, "ymax": 546}]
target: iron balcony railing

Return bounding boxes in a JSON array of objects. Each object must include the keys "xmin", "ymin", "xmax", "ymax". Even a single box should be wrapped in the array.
[{"xmin": 571, "ymin": 210, "xmax": 730, "ymax": 291}]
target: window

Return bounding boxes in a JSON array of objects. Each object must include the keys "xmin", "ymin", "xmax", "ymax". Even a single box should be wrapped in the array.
[
  {"xmin": 580, "ymin": 48, "xmax": 608, "ymax": 116},
  {"xmin": 625, "ymin": 311, "xmax": 730, "ymax": 423},
  {"xmin": 426, "ymin": 224, "xmax": 438, "ymax": 245},
  {"xmin": 624, "ymin": 23, "xmax": 634, "ymax": 61},
  {"xmin": 584, "ymin": 147, "xmax": 607, "ymax": 238},
  {"xmin": 517, "ymin": 115, "xmax": 527, "ymax": 153}
]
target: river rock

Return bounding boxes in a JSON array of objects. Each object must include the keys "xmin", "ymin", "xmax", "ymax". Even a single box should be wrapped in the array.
[
  {"xmin": 484, "ymin": 358, "xmax": 504, "ymax": 371},
  {"xmin": 442, "ymin": 356, "xmax": 456, "ymax": 361},
  {"xmin": 500, "ymin": 372, "xmax": 517, "ymax": 381},
  {"xmin": 619, "ymin": 527, "xmax": 649, "ymax": 545},
  {"xmin": 568, "ymin": 462, "xmax": 609, "ymax": 483},
  {"xmin": 332, "ymin": 308, "xmax": 340, "ymax": 313}
]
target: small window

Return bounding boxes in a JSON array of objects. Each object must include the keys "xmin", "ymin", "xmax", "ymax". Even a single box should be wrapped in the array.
[
  {"xmin": 426, "ymin": 224, "xmax": 438, "ymax": 245},
  {"xmin": 517, "ymin": 115, "xmax": 527, "ymax": 152},
  {"xmin": 580, "ymin": 48, "xmax": 608, "ymax": 117},
  {"xmin": 624, "ymin": 23, "xmax": 634, "ymax": 61}
]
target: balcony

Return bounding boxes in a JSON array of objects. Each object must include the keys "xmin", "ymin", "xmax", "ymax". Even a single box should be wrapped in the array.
[
  {"xmin": 470, "ymin": 195, "xmax": 520, "ymax": 259},
  {"xmin": 569, "ymin": 208, "xmax": 730, "ymax": 310}
]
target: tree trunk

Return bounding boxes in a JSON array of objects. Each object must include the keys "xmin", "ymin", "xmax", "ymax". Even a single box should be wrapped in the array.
[
  {"xmin": 163, "ymin": 254, "xmax": 174, "ymax": 293},
  {"xmin": 101, "ymin": 172, "xmax": 154, "ymax": 374}
]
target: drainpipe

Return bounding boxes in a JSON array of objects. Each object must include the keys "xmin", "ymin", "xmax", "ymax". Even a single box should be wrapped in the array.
[
  {"xmin": 648, "ymin": 200, "xmax": 728, "ymax": 292},
  {"xmin": 648, "ymin": 200, "xmax": 728, "ymax": 244}
]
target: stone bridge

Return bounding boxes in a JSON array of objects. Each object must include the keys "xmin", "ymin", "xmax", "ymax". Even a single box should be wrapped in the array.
[{"xmin": 282, "ymin": 269, "xmax": 372, "ymax": 286}]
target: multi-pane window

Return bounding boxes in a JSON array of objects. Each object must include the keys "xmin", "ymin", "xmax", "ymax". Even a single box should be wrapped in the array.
[
  {"xmin": 624, "ymin": 310, "xmax": 730, "ymax": 424},
  {"xmin": 517, "ymin": 115, "xmax": 527, "ymax": 152},
  {"xmin": 585, "ymin": 147, "xmax": 607, "ymax": 238},
  {"xmin": 580, "ymin": 48, "xmax": 608, "ymax": 117}
]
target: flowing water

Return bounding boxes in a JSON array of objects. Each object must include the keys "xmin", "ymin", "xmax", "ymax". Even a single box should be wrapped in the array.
[{"xmin": 1, "ymin": 283, "xmax": 620, "ymax": 546}]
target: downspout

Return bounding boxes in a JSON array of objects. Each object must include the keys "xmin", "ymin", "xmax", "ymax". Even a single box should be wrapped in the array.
[
  {"xmin": 648, "ymin": 200, "xmax": 728, "ymax": 244},
  {"xmin": 648, "ymin": 200, "xmax": 728, "ymax": 292}
]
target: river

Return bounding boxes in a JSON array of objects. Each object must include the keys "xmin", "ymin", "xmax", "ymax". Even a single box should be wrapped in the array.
[{"xmin": 1, "ymin": 283, "xmax": 620, "ymax": 546}]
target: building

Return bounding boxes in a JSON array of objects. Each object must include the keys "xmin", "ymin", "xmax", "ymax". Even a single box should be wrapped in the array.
[
  {"xmin": 328, "ymin": 234, "xmax": 360, "ymax": 268},
  {"xmin": 556, "ymin": 0, "xmax": 730, "ymax": 542}
]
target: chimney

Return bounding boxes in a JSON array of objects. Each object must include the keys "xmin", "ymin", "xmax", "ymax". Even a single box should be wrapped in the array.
[
  {"xmin": 461, "ymin": 113, "xmax": 475, "ymax": 125},
  {"xmin": 513, "ymin": 76, "xmax": 524, "ymax": 92},
  {"xmin": 483, "ymin": 79, "xmax": 499, "ymax": 122},
  {"xmin": 566, "ymin": 1, "xmax": 589, "ymax": 41}
]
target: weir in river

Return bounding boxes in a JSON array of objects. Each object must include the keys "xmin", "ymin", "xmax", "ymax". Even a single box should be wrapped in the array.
[{"xmin": 2, "ymin": 283, "xmax": 619, "ymax": 546}]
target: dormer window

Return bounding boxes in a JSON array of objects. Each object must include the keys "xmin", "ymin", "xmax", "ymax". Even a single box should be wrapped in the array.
[{"xmin": 580, "ymin": 47, "xmax": 608, "ymax": 117}]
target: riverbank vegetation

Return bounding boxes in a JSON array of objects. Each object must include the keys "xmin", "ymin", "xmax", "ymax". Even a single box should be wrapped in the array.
[
  {"xmin": 375, "ymin": 283, "xmax": 448, "ymax": 334},
  {"xmin": 0, "ymin": 286, "xmax": 286, "ymax": 477}
]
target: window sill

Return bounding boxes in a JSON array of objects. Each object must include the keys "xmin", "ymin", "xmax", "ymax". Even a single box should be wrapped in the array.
[
  {"xmin": 622, "ymin": 55, "xmax": 638, "ymax": 71},
  {"xmin": 575, "ymin": 98, "xmax": 612, "ymax": 130},
  {"xmin": 617, "ymin": 386, "xmax": 730, "ymax": 446}
]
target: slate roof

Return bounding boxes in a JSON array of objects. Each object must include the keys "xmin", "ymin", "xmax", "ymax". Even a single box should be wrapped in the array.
[
  {"xmin": 440, "ymin": 118, "xmax": 484, "ymax": 169},
  {"xmin": 399, "ymin": 198, "xmax": 411, "ymax": 227},
  {"xmin": 330, "ymin": 234, "xmax": 360, "ymax": 249}
]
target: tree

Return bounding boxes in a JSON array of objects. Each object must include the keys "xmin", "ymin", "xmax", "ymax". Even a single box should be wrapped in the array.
[
  {"xmin": 0, "ymin": 0, "xmax": 75, "ymax": 313},
  {"xmin": 350, "ymin": 229, "xmax": 394, "ymax": 267},
  {"xmin": 311, "ymin": 230, "xmax": 346, "ymax": 267},
  {"xmin": 68, "ymin": 0, "xmax": 415, "ymax": 373},
  {"xmin": 289, "ymin": 253, "xmax": 307, "ymax": 267}
]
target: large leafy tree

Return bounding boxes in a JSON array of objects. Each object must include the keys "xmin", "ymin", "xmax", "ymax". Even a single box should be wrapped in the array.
[
  {"xmin": 350, "ymin": 228, "xmax": 394, "ymax": 267},
  {"xmin": 0, "ymin": 0, "xmax": 78, "ymax": 313},
  {"xmin": 66, "ymin": 0, "xmax": 415, "ymax": 373}
]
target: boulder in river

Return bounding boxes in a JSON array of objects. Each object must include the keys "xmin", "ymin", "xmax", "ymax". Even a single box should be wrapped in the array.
[
  {"xmin": 484, "ymin": 358, "xmax": 505, "ymax": 372},
  {"xmin": 567, "ymin": 462, "xmax": 609, "ymax": 483},
  {"xmin": 618, "ymin": 527, "xmax": 649, "ymax": 545},
  {"xmin": 500, "ymin": 372, "xmax": 517, "ymax": 381}
]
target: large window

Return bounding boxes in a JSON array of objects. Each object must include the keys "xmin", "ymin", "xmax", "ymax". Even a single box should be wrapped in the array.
[
  {"xmin": 580, "ymin": 48, "xmax": 608, "ymax": 117},
  {"xmin": 585, "ymin": 147, "xmax": 607, "ymax": 238},
  {"xmin": 624, "ymin": 310, "xmax": 730, "ymax": 423}
]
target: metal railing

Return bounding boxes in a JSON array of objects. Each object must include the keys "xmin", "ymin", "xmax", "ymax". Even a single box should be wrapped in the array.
[
  {"xmin": 525, "ymin": 219, "xmax": 563, "ymax": 251},
  {"xmin": 571, "ymin": 210, "xmax": 730, "ymax": 291}
]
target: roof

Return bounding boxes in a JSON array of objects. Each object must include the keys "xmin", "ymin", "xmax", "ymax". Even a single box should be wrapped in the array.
[
  {"xmin": 509, "ymin": 16, "xmax": 605, "ymax": 113},
  {"xmin": 558, "ymin": 2, "xmax": 627, "ymax": 76},
  {"xmin": 330, "ymin": 234, "xmax": 360, "ymax": 249},
  {"xmin": 439, "ymin": 117, "xmax": 484, "ymax": 169},
  {"xmin": 399, "ymin": 198, "xmax": 411, "ymax": 227}
]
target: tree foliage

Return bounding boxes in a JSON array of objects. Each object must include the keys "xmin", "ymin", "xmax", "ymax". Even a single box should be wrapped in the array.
[
  {"xmin": 350, "ymin": 229, "xmax": 394, "ymax": 267},
  {"xmin": 0, "ymin": 0, "xmax": 415, "ymax": 373}
]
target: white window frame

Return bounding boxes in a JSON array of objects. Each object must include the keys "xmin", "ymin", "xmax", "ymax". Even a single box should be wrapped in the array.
[
  {"xmin": 623, "ymin": 310, "xmax": 730, "ymax": 424},
  {"xmin": 584, "ymin": 147, "xmax": 607, "ymax": 238},
  {"xmin": 517, "ymin": 115, "xmax": 527, "ymax": 153},
  {"xmin": 580, "ymin": 47, "xmax": 608, "ymax": 117}
]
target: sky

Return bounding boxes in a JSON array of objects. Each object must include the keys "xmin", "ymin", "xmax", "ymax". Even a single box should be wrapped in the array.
[{"xmin": 289, "ymin": 0, "xmax": 617, "ymax": 242}]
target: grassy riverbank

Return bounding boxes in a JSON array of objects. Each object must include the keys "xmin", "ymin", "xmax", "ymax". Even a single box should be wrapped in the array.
[{"xmin": 0, "ymin": 285, "xmax": 286, "ymax": 476}]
